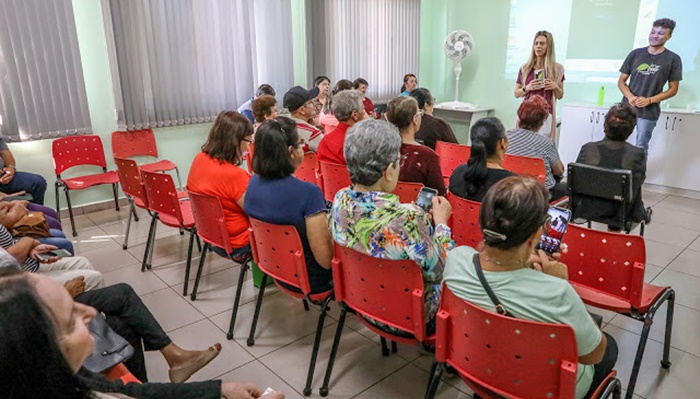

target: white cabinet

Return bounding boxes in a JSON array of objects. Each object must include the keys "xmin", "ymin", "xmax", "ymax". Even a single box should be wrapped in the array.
[{"xmin": 559, "ymin": 104, "xmax": 700, "ymax": 193}]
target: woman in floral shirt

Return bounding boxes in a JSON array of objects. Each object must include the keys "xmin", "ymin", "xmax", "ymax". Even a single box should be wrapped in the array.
[{"xmin": 329, "ymin": 119, "xmax": 453, "ymax": 333}]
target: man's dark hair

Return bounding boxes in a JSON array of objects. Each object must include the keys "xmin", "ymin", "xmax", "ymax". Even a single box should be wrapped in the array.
[
  {"xmin": 252, "ymin": 116, "xmax": 299, "ymax": 178},
  {"xmin": 353, "ymin": 78, "xmax": 368, "ymax": 89},
  {"xmin": 255, "ymin": 84, "xmax": 276, "ymax": 97},
  {"xmin": 653, "ymin": 18, "xmax": 676, "ymax": 34},
  {"xmin": 604, "ymin": 103, "xmax": 637, "ymax": 141}
]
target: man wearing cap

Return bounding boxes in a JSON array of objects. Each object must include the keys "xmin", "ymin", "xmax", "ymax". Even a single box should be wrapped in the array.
[{"xmin": 284, "ymin": 85, "xmax": 323, "ymax": 152}]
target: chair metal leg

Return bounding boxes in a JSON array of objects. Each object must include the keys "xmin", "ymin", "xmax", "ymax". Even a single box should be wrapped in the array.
[
  {"xmin": 320, "ymin": 308, "xmax": 347, "ymax": 397},
  {"xmin": 122, "ymin": 199, "xmax": 135, "ymax": 250},
  {"xmin": 661, "ymin": 290, "xmax": 675, "ymax": 369},
  {"xmin": 112, "ymin": 183, "xmax": 120, "ymax": 211},
  {"xmin": 54, "ymin": 182, "xmax": 61, "ymax": 220},
  {"xmin": 195, "ymin": 235, "xmax": 202, "ymax": 252},
  {"xmin": 303, "ymin": 295, "xmax": 333, "ymax": 396},
  {"xmin": 381, "ymin": 337, "xmax": 390, "ymax": 356},
  {"xmin": 190, "ymin": 244, "xmax": 209, "ymax": 299},
  {"xmin": 303, "ymin": 299, "xmax": 310, "ymax": 311},
  {"xmin": 392, "ymin": 340, "xmax": 398, "ymax": 353},
  {"xmin": 182, "ymin": 229, "xmax": 196, "ymax": 296},
  {"xmin": 424, "ymin": 361, "xmax": 444, "ymax": 399},
  {"xmin": 227, "ymin": 259, "xmax": 250, "ymax": 340},
  {"xmin": 174, "ymin": 166, "xmax": 183, "ymax": 189},
  {"xmin": 247, "ymin": 273, "xmax": 269, "ymax": 346},
  {"xmin": 141, "ymin": 216, "xmax": 158, "ymax": 272},
  {"xmin": 600, "ymin": 377, "xmax": 622, "ymax": 399},
  {"xmin": 145, "ymin": 220, "xmax": 158, "ymax": 270},
  {"xmin": 63, "ymin": 187, "xmax": 77, "ymax": 237},
  {"xmin": 625, "ymin": 317, "xmax": 654, "ymax": 399},
  {"xmin": 132, "ymin": 202, "xmax": 139, "ymax": 222}
]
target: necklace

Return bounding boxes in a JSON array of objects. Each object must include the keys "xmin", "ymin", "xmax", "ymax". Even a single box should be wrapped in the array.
[{"xmin": 480, "ymin": 254, "xmax": 527, "ymax": 269}]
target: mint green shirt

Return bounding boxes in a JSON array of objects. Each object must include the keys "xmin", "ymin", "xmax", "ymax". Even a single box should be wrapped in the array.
[{"xmin": 443, "ymin": 246, "xmax": 601, "ymax": 399}]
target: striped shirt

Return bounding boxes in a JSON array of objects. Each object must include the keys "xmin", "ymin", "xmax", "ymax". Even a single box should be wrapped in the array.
[
  {"xmin": 506, "ymin": 127, "xmax": 561, "ymax": 189},
  {"xmin": 0, "ymin": 225, "xmax": 39, "ymax": 272},
  {"xmin": 292, "ymin": 117, "xmax": 323, "ymax": 152}
]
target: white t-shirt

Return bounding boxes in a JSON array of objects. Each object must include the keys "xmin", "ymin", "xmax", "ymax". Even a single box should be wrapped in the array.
[{"xmin": 442, "ymin": 246, "xmax": 602, "ymax": 399}]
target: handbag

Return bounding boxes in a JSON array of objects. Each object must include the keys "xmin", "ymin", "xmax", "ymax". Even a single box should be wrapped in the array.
[
  {"xmin": 82, "ymin": 313, "xmax": 135, "ymax": 374},
  {"xmin": 12, "ymin": 212, "xmax": 51, "ymax": 238}
]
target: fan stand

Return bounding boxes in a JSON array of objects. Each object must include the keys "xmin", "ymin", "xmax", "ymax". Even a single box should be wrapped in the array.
[{"xmin": 438, "ymin": 62, "xmax": 476, "ymax": 110}]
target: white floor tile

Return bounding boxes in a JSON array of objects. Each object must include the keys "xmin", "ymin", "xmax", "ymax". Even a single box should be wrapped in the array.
[{"xmin": 140, "ymin": 287, "xmax": 206, "ymax": 332}]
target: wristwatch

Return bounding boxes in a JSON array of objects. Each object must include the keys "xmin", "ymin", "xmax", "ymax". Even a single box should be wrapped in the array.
[{"xmin": 6, "ymin": 165, "xmax": 15, "ymax": 170}]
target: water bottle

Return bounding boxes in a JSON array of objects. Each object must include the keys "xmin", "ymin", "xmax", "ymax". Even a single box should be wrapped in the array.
[{"xmin": 597, "ymin": 86, "xmax": 605, "ymax": 106}]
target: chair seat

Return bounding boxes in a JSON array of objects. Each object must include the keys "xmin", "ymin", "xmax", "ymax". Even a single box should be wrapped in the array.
[
  {"xmin": 572, "ymin": 282, "xmax": 670, "ymax": 314},
  {"xmin": 158, "ymin": 198, "xmax": 195, "ymax": 228},
  {"xmin": 134, "ymin": 196, "xmax": 146, "ymax": 209},
  {"xmin": 140, "ymin": 159, "xmax": 177, "ymax": 173},
  {"xmin": 61, "ymin": 171, "xmax": 119, "ymax": 190}
]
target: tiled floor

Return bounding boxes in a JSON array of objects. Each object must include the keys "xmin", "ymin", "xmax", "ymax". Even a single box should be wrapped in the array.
[{"xmin": 71, "ymin": 186, "xmax": 700, "ymax": 398}]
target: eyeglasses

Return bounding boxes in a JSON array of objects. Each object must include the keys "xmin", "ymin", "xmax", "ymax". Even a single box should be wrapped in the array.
[
  {"xmin": 416, "ymin": 110, "xmax": 424, "ymax": 118},
  {"xmin": 396, "ymin": 153, "xmax": 408, "ymax": 168},
  {"xmin": 294, "ymin": 138, "xmax": 306, "ymax": 148},
  {"xmin": 242, "ymin": 137, "xmax": 253, "ymax": 144}
]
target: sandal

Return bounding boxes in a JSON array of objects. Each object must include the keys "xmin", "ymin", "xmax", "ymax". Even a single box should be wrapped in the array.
[{"xmin": 168, "ymin": 343, "xmax": 222, "ymax": 383}]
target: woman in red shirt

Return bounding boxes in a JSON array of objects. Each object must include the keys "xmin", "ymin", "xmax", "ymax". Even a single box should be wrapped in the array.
[{"xmin": 188, "ymin": 111, "xmax": 253, "ymax": 260}]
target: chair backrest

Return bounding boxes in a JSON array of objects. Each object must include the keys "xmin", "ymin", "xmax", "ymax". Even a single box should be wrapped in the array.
[
  {"xmin": 332, "ymin": 243, "xmax": 427, "ymax": 341},
  {"xmin": 248, "ymin": 217, "xmax": 312, "ymax": 295},
  {"xmin": 435, "ymin": 141, "xmax": 471, "ymax": 178},
  {"xmin": 141, "ymin": 170, "xmax": 183, "ymax": 223},
  {"xmin": 113, "ymin": 157, "xmax": 148, "ymax": 206},
  {"xmin": 111, "ymin": 129, "xmax": 159, "ymax": 159},
  {"xmin": 560, "ymin": 224, "xmax": 646, "ymax": 309},
  {"xmin": 446, "ymin": 193, "xmax": 483, "ymax": 248},
  {"xmin": 187, "ymin": 189, "xmax": 232, "ymax": 254},
  {"xmin": 245, "ymin": 142, "xmax": 255, "ymax": 173},
  {"xmin": 503, "ymin": 154, "xmax": 546, "ymax": 182},
  {"xmin": 294, "ymin": 152, "xmax": 320, "ymax": 185},
  {"xmin": 393, "ymin": 181, "xmax": 423, "ymax": 203},
  {"xmin": 319, "ymin": 161, "xmax": 351, "ymax": 202},
  {"xmin": 436, "ymin": 286, "xmax": 578, "ymax": 399},
  {"xmin": 567, "ymin": 163, "xmax": 634, "ymax": 226},
  {"xmin": 52, "ymin": 135, "xmax": 109, "ymax": 176}
]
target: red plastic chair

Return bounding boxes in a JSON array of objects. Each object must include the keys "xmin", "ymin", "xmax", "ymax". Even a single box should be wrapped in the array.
[
  {"xmin": 393, "ymin": 181, "xmax": 423, "ymax": 203},
  {"xmin": 446, "ymin": 193, "xmax": 483, "ymax": 248},
  {"xmin": 112, "ymin": 129, "xmax": 182, "ymax": 187},
  {"xmin": 52, "ymin": 135, "xmax": 121, "ymax": 236},
  {"xmin": 186, "ymin": 189, "xmax": 252, "ymax": 336},
  {"xmin": 503, "ymin": 153, "xmax": 546, "ymax": 183},
  {"xmin": 114, "ymin": 157, "xmax": 150, "ymax": 250},
  {"xmin": 425, "ymin": 286, "xmax": 621, "ymax": 399},
  {"xmin": 294, "ymin": 152, "xmax": 320, "ymax": 185},
  {"xmin": 560, "ymin": 224, "xmax": 674, "ymax": 399},
  {"xmin": 318, "ymin": 161, "xmax": 351, "ymax": 202},
  {"xmin": 246, "ymin": 217, "xmax": 334, "ymax": 396},
  {"xmin": 140, "ymin": 170, "xmax": 199, "ymax": 295},
  {"xmin": 103, "ymin": 363, "xmax": 142, "ymax": 385},
  {"xmin": 435, "ymin": 141, "xmax": 470, "ymax": 180},
  {"xmin": 320, "ymin": 243, "xmax": 435, "ymax": 397}
]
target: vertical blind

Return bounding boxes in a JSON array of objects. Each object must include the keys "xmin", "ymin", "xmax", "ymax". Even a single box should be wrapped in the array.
[
  {"xmin": 307, "ymin": 0, "xmax": 421, "ymax": 101},
  {"xmin": 0, "ymin": 0, "xmax": 92, "ymax": 142},
  {"xmin": 103, "ymin": 0, "xmax": 294, "ymax": 131}
]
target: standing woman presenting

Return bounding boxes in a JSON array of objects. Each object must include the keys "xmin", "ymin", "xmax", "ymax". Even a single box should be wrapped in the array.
[{"xmin": 514, "ymin": 30, "xmax": 564, "ymax": 141}]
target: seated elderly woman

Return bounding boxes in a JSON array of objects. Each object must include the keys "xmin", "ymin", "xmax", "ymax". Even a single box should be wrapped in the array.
[
  {"xmin": 0, "ymin": 260, "xmax": 285, "ymax": 399},
  {"xmin": 450, "ymin": 117, "xmax": 515, "ymax": 202},
  {"xmin": 575, "ymin": 102, "xmax": 652, "ymax": 229},
  {"xmin": 410, "ymin": 88, "xmax": 458, "ymax": 150},
  {"xmin": 506, "ymin": 95, "xmax": 567, "ymax": 200},
  {"xmin": 188, "ymin": 111, "xmax": 253, "ymax": 261},
  {"xmin": 251, "ymin": 94, "xmax": 280, "ymax": 130},
  {"xmin": 386, "ymin": 96, "xmax": 446, "ymax": 195},
  {"xmin": 244, "ymin": 117, "xmax": 333, "ymax": 293},
  {"xmin": 443, "ymin": 176, "xmax": 618, "ymax": 399},
  {"xmin": 329, "ymin": 119, "xmax": 453, "ymax": 333}
]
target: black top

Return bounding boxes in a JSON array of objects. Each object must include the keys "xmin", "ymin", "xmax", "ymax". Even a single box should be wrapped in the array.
[
  {"xmin": 575, "ymin": 138, "xmax": 647, "ymax": 224},
  {"xmin": 78, "ymin": 368, "xmax": 222, "ymax": 399},
  {"xmin": 415, "ymin": 114, "xmax": 458, "ymax": 150},
  {"xmin": 449, "ymin": 166, "xmax": 515, "ymax": 202}
]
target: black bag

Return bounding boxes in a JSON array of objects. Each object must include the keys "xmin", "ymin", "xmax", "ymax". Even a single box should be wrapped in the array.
[{"xmin": 82, "ymin": 313, "xmax": 135, "ymax": 373}]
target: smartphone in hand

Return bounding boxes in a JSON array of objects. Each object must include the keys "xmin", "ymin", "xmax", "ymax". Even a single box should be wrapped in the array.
[
  {"xmin": 415, "ymin": 187, "xmax": 438, "ymax": 212},
  {"xmin": 536, "ymin": 206, "xmax": 571, "ymax": 255},
  {"xmin": 36, "ymin": 249, "xmax": 73, "ymax": 261}
]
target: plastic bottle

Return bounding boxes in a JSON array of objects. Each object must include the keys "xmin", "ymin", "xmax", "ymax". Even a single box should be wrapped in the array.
[{"xmin": 597, "ymin": 86, "xmax": 605, "ymax": 106}]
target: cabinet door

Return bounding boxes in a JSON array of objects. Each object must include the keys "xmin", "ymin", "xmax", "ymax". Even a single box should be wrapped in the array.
[
  {"xmin": 644, "ymin": 115, "xmax": 670, "ymax": 185},
  {"xmin": 591, "ymin": 110, "xmax": 608, "ymax": 142},
  {"xmin": 662, "ymin": 114, "xmax": 700, "ymax": 191},
  {"xmin": 559, "ymin": 106, "xmax": 595, "ymax": 169}
]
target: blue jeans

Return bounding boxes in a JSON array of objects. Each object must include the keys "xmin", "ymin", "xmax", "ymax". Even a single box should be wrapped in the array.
[
  {"xmin": 38, "ymin": 229, "xmax": 75, "ymax": 255},
  {"xmin": 635, "ymin": 118, "xmax": 658, "ymax": 156},
  {"xmin": 0, "ymin": 171, "xmax": 47, "ymax": 205}
]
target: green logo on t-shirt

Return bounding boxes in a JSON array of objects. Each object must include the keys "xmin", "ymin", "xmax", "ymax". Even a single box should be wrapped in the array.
[{"xmin": 637, "ymin": 63, "xmax": 650, "ymax": 71}]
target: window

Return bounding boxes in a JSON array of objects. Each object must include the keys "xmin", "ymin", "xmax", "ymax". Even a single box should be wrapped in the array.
[
  {"xmin": 103, "ymin": 0, "xmax": 294, "ymax": 130},
  {"xmin": 0, "ymin": 0, "xmax": 92, "ymax": 142}
]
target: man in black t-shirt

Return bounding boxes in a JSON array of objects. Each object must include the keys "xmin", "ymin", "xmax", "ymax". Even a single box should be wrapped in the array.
[{"xmin": 618, "ymin": 18, "xmax": 682, "ymax": 155}]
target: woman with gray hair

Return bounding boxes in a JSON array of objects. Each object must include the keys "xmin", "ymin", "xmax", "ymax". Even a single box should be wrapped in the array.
[{"xmin": 329, "ymin": 119, "xmax": 453, "ymax": 333}]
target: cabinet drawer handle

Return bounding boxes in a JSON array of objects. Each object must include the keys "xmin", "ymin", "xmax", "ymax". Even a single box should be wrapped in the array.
[
  {"xmin": 665, "ymin": 116, "xmax": 669, "ymax": 130},
  {"xmin": 590, "ymin": 111, "xmax": 593, "ymax": 123},
  {"xmin": 595, "ymin": 112, "xmax": 600, "ymax": 123}
]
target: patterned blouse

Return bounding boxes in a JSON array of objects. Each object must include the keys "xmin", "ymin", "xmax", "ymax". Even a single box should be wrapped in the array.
[{"xmin": 329, "ymin": 188, "xmax": 453, "ymax": 325}]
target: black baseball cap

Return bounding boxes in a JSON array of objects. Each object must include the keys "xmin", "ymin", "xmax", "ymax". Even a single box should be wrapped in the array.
[{"xmin": 283, "ymin": 86, "xmax": 320, "ymax": 112}]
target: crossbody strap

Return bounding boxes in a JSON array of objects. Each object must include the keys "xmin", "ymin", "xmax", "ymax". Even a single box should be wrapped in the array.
[{"xmin": 472, "ymin": 253, "xmax": 514, "ymax": 318}]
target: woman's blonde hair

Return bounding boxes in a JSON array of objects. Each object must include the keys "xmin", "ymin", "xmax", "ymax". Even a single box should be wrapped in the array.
[{"xmin": 520, "ymin": 31, "xmax": 561, "ymax": 83}]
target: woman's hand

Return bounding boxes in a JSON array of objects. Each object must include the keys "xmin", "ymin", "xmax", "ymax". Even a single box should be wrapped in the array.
[
  {"xmin": 221, "ymin": 382, "xmax": 285, "ymax": 399},
  {"xmin": 431, "ymin": 196, "xmax": 451, "ymax": 226},
  {"xmin": 526, "ymin": 80, "xmax": 545, "ymax": 92},
  {"xmin": 30, "ymin": 243, "xmax": 60, "ymax": 264},
  {"xmin": 530, "ymin": 249, "xmax": 568, "ymax": 280},
  {"xmin": 0, "ymin": 167, "xmax": 15, "ymax": 184},
  {"xmin": 543, "ymin": 78, "xmax": 558, "ymax": 91}
]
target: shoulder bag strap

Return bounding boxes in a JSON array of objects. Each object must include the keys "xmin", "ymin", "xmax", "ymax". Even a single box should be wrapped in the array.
[{"xmin": 472, "ymin": 253, "xmax": 514, "ymax": 318}]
